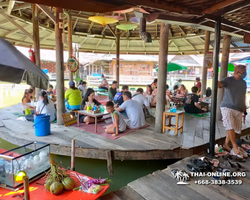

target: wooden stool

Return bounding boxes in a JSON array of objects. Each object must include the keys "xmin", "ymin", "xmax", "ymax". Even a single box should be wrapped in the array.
[{"xmin": 163, "ymin": 110, "xmax": 184, "ymax": 135}]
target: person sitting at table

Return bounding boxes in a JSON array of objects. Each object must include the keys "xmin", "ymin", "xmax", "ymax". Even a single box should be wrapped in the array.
[
  {"xmin": 151, "ymin": 79, "xmax": 157, "ymax": 90},
  {"xmin": 176, "ymin": 84, "xmax": 188, "ymax": 98},
  {"xmin": 114, "ymin": 85, "xmax": 129, "ymax": 117},
  {"xmin": 98, "ymin": 74, "xmax": 109, "ymax": 91},
  {"xmin": 173, "ymin": 79, "xmax": 182, "ymax": 88},
  {"xmin": 144, "ymin": 84, "xmax": 153, "ymax": 96},
  {"xmin": 114, "ymin": 85, "xmax": 129, "ymax": 106},
  {"xmin": 195, "ymin": 77, "xmax": 202, "ymax": 93},
  {"xmin": 116, "ymin": 91, "xmax": 145, "ymax": 129},
  {"xmin": 108, "ymin": 81, "xmax": 117, "ymax": 101},
  {"xmin": 172, "ymin": 85, "xmax": 179, "ymax": 96},
  {"xmin": 79, "ymin": 88, "xmax": 102, "ymax": 124},
  {"xmin": 184, "ymin": 86, "xmax": 207, "ymax": 114},
  {"xmin": 132, "ymin": 88, "xmax": 150, "ymax": 108},
  {"xmin": 78, "ymin": 80, "xmax": 88, "ymax": 97},
  {"xmin": 65, "ymin": 81, "xmax": 82, "ymax": 110},
  {"xmin": 21, "ymin": 88, "xmax": 35, "ymax": 114},
  {"xmin": 166, "ymin": 84, "xmax": 171, "ymax": 99},
  {"xmin": 29, "ymin": 86, "xmax": 36, "ymax": 100},
  {"xmin": 206, "ymin": 87, "xmax": 212, "ymax": 98},
  {"xmin": 105, "ymin": 101, "xmax": 127, "ymax": 136},
  {"xmin": 36, "ymin": 91, "xmax": 56, "ymax": 122}
]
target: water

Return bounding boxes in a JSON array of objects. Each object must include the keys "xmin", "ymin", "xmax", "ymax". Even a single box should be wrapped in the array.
[{"xmin": 0, "ymin": 138, "xmax": 177, "ymax": 193}]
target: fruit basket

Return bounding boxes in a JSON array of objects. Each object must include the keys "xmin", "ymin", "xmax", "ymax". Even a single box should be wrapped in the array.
[{"xmin": 0, "ymin": 142, "xmax": 50, "ymax": 190}]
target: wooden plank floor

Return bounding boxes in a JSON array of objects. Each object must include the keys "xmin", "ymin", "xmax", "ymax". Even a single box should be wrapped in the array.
[
  {"xmin": 99, "ymin": 155, "xmax": 250, "ymax": 200},
  {"xmin": 0, "ymin": 104, "xmax": 250, "ymax": 160}
]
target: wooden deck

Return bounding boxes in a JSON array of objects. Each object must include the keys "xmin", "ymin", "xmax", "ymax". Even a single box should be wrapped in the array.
[
  {"xmin": 0, "ymin": 104, "xmax": 250, "ymax": 161},
  {"xmin": 99, "ymin": 155, "xmax": 250, "ymax": 200}
]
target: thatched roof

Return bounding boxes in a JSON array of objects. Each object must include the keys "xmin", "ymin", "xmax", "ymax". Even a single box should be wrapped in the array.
[{"xmin": 0, "ymin": 1, "xmax": 250, "ymax": 55}]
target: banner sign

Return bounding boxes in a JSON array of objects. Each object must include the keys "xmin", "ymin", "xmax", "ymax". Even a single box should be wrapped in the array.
[
  {"xmin": 67, "ymin": 56, "xmax": 79, "ymax": 72},
  {"xmin": 204, "ymin": 52, "xmax": 213, "ymax": 69}
]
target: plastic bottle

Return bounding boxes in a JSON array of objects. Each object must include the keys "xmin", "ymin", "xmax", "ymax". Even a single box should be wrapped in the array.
[{"xmin": 173, "ymin": 104, "xmax": 177, "ymax": 113}]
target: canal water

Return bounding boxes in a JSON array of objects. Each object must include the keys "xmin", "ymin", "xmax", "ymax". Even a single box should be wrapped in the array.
[{"xmin": 0, "ymin": 84, "xmax": 177, "ymax": 193}]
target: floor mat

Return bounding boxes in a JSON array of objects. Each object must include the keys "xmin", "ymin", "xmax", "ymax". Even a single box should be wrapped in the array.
[
  {"xmin": 73, "ymin": 121, "xmax": 150, "ymax": 140},
  {"xmin": 186, "ymin": 112, "xmax": 210, "ymax": 118}
]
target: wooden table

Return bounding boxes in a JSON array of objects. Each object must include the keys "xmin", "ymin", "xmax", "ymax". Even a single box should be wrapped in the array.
[
  {"xmin": 77, "ymin": 110, "xmax": 110, "ymax": 133},
  {"xmin": 163, "ymin": 110, "xmax": 184, "ymax": 135}
]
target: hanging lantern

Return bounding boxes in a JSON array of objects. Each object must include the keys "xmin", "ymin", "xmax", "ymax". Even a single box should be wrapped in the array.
[
  {"xmin": 88, "ymin": 16, "xmax": 118, "ymax": 26},
  {"xmin": 116, "ymin": 23, "xmax": 138, "ymax": 31}
]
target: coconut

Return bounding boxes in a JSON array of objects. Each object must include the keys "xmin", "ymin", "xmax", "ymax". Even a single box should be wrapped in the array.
[
  {"xmin": 50, "ymin": 182, "xmax": 64, "ymax": 195},
  {"xmin": 62, "ymin": 177, "xmax": 75, "ymax": 190}
]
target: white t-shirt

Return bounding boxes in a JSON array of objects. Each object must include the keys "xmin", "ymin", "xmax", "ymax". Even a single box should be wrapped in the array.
[
  {"xmin": 36, "ymin": 99, "xmax": 56, "ymax": 122},
  {"xmin": 120, "ymin": 99, "xmax": 145, "ymax": 129},
  {"xmin": 132, "ymin": 93, "xmax": 150, "ymax": 108}
]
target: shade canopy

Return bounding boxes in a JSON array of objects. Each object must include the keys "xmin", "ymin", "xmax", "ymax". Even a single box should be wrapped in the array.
[
  {"xmin": 218, "ymin": 62, "xmax": 235, "ymax": 72},
  {"xmin": 155, "ymin": 63, "xmax": 188, "ymax": 72},
  {"xmin": 116, "ymin": 23, "xmax": 138, "ymax": 31},
  {"xmin": 88, "ymin": 16, "xmax": 118, "ymax": 26},
  {"xmin": 208, "ymin": 63, "xmax": 235, "ymax": 72},
  {"xmin": 0, "ymin": 37, "xmax": 48, "ymax": 89}
]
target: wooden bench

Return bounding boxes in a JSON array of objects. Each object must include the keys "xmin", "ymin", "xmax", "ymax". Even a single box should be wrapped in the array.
[{"xmin": 163, "ymin": 110, "xmax": 184, "ymax": 135}]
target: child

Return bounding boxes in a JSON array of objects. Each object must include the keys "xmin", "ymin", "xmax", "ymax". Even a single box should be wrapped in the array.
[
  {"xmin": 105, "ymin": 101, "xmax": 126, "ymax": 136},
  {"xmin": 184, "ymin": 86, "xmax": 207, "ymax": 114}
]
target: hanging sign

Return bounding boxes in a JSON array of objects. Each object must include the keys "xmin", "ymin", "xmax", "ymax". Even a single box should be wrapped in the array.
[
  {"xmin": 204, "ymin": 52, "xmax": 213, "ymax": 69},
  {"xmin": 67, "ymin": 56, "xmax": 79, "ymax": 72}
]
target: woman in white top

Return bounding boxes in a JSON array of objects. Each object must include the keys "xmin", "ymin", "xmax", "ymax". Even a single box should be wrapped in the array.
[{"xmin": 36, "ymin": 91, "xmax": 56, "ymax": 122}]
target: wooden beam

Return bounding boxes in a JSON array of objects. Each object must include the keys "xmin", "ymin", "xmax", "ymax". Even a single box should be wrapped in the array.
[
  {"xmin": 111, "ymin": 40, "xmax": 115, "ymax": 48},
  {"xmin": 67, "ymin": 13, "xmax": 73, "ymax": 82},
  {"xmin": 80, "ymin": 37, "xmax": 87, "ymax": 46},
  {"xmin": 7, "ymin": 0, "xmax": 15, "ymax": 15},
  {"xmin": 116, "ymin": 31, "xmax": 120, "ymax": 87},
  {"xmin": 0, "ymin": 11, "xmax": 33, "ymax": 39},
  {"xmin": 183, "ymin": 38, "xmax": 195, "ymax": 50},
  {"xmin": 73, "ymin": 12, "xmax": 81, "ymax": 31},
  {"xmin": 37, "ymin": 4, "xmax": 56, "ymax": 24},
  {"xmin": 216, "ymin": 34, "xmax": 231, "ymax": 120},
  {"xmin": 202, "ymin": 0, "xmax": 243, "ymax": 14},
  {"xmin": 120, "ymin": 0, "xmax": 200, "ymax": 15},
  {"xmin": 55, "ymin": 7, "xmax": 65, "ymax": 125},
  {"xmin": 4, "ymin": 23, "xmax": 31, "ymax": 37},
  {"xmin": 96, "ymin": 39, "xmax": 102, "ymax": 48},
  {"xmin": 32, "ymin": 4, "xmax": 41, "ymax": 98},
  {"xmin": 214, "ymin": 0, "xmax": 250, "ymax": 15},
  {"xmin": 172, "ymin": 41, "xmax": 179, "ymax": 51},
  {"xmin": 201, "ymin": 31, "xmax": 210, "ymax": 96},
  {"xmin": 155, "ymin": 23, "xmax": 170, "ymax": 133},
  {"xmin": 107, "ymin": 24, "xmax": 116, "ymax": 38},
  {"xmin": 178, "ymin": 25, "xmax": 186, "ymax": 35},
  {"xmin": 12, "ymin": 3, "xmax": 31, "ymax": 11}
]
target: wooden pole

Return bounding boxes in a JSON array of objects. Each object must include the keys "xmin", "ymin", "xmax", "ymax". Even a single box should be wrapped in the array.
[
  {"xmin": 201, "ymin": 31, "xmax": 210, "ymax": 96},
  {"xmin": 55, "ymin": 7, "xmax": 65, "ymax": 125},
  {"xmin": 71, "ymin": 139, "xmax": 75, "ymax": 171},
  {"xmin": 155, "ymin": 23, "xmax": 170, "ymax": 133},
  {"xmin": 67, "ymin": 13, "xmax": 74, "ymax": 82},
  {"xmin": 23, "ymin": 176, "xmax": 30, "ymax": 200},
  {"xmin": 106, "ymin": 150, "xmax": 114, "ymax": 176},
  {"xmin": 32, "ymin": 4, "xmax": 41, "ymax": 100},
  {"xmin": 116, "ymin": 31, "xmax": 120, "ymax": 87},
  {"xmin": 216, "ymin": 35, "xmax": 231, "ymax": 120},
  {"xmin": 209, "ymin": 16, "xmax": 221, "ymax": 156}
]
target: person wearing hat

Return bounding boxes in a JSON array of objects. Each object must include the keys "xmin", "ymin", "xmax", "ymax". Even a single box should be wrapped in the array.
[
  {"xmin": 195, "ymin": 77, "xmax": 201, "ymax": 93},
  {"xmin": 65, "ymin": 81, "xmax": 82, "ymax": 110},
  {"xmin": 99, "ymin": 74, "xmax": 109, "ymax": 91}
]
